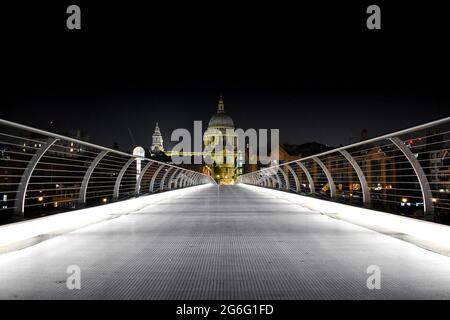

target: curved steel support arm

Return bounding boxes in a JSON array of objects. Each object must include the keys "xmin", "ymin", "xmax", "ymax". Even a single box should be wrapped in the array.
[
  {"xmin": 286, "ymin": 164, "xmax": 300, "ymax": 192},
  {"xmin": 149, "ymin": 164, "xmax": 166, "ymax": 193},
  {"xmin": 296, "ymin": 161, "xmax": 315, "ymax": 194},
  {"xmin": 79, "ymin": 150, "xmax": 109, "ymax": 205},
  {"xmin": 312, "ymin": 157, "xmax": 336, "ymax": 198},
  {"xmin": 264, "ymin": 169, "xmax": 278, "ymax": 188},
  {"xmin": 113, "ymin": 157, "xmax": 136, "ymax": 200},
  {"xmin": 159, "ymin": 166, "xmax": 175, "ymax": 192},
  {"xmin": 271, "ymin": 168, "xmax": 282, "ymax": 189},
  {"xmin": 168, "ymin": 168, "xmax": 181, "ymax": 190},
  {"xmin": 275, "ymin": 166, "xmax": 290, "ymax": 190},
  {"xmin": 179, "ymin": 172, "xmax": 186, "ymax": 187},
  {"xmin": 182, "ymin": 171, "xmax": 192, "ymax": 187},
  {"xmin": 191, "ymin": 172, "xmax": 199, "ymax": 186},
  {"xmin": 182, "ymin": 171, "xmax": 192, "ymax": 188},
  {"xmin": 14, "ymin": 137, "xmax": 58, "ymax": 216},
  {"xmin": 174, "ymin": 170, "xmax": 186, "ymax": 189},
  {"xmin": 249, "ymin": 173, "xmax": 257, "ymax": 186},
  {"xmin": 135, "ymin": 160, "xmax": 154, "ymax": 196},
  {"xmin": 150, "ymin": 165, "xmax": 165, "ymax": 192},
  {"xmin": 193, "ymin": 174, "xmax": 201, "ymax": 186},
  {"xmin": 263, "ymin": 173, "xmax": 271, "ymax": 187},
  {"xmin": 260, "ymin": 172, "xmax": 270, "ymax": 187},
  {"xmin": 389, "ymin": 136, "xmax": 434, "ymax": 219},
  {"xmin": 250, "ymin": 173, "xmax": 258, "ymax": 186},
  {"xmin": 258, "ymin": 173, "xmax": 267, "ymax": 187},
  {"xmin": 339, "ymin": 150, "xmax": 371, "ymax": 204},
  {"xmin": 186, "ymin": 171, "xmax": 196, "ymax": 187}
]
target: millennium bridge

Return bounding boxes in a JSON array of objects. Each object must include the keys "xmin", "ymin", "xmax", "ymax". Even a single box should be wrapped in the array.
[{"xmin": 0, "ymin": 117, "xmax": 450, "ymax": 299}]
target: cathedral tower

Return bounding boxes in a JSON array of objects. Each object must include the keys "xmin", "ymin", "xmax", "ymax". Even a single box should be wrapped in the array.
[{"xmin": 151, "ymin": 122, "xmax": 164, "ymax": 154}]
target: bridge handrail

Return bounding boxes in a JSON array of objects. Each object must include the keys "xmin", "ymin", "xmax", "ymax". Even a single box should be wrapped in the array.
[
  {"xmin": 238, "ymin": 116, "xmax": 450, "ymax": 223},
  {"xmin": 0, "ymin": 118, "xmax": 215, "ymax": 219},
  {"xmin": 0, "ymin": 118, "xmax": 205, "ymax": 174}
]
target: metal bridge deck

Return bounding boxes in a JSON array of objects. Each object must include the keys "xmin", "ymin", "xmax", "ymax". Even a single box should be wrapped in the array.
[{"xmin": 1, "ymin": 185, "xmax": 450, "ymax": 299}]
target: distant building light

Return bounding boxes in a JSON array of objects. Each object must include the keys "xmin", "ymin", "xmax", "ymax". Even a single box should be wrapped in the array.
[
  {"xmin": 401, "ymin": 198, "xmax": 408, "ymax": 203},
  {"xmin": 102, "ymin": 198, "xmax": 108, "ymax": 203},
  {"xmin": 38, "ymin": 196, "xmax": 44, "ymax": 202}
]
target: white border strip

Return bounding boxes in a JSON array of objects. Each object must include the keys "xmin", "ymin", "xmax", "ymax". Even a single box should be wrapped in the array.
[
  {"xmin": 240, "ymin": 184, "xmax": 450, "ymax": 257},
  {"xmin": 0, "ymin": 185, "xmax": 211, "ymax": 253}
]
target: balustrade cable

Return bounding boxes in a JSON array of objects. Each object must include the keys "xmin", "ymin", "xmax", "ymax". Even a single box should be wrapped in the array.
[
  {"xmin": 0, "ymin": 119, "xmax": 215, "ymax": 221},
  {"xmin": 238, "ymin": 117, "xmax": 450, "ymax": 224}
]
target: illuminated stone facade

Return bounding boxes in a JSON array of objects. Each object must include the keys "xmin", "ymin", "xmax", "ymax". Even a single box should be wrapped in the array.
[
  {"xmin": 151, "ymin": 122, "xmax": 164, "ymax": 154},
  {"xmin": 203, "ymin": 96, "xmax": 238, "ymax": 184}
]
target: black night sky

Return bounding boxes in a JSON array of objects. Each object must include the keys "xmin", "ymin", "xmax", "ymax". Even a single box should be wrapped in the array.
[{"xmin": 2, "ymin": 1, "xmax": 449, "ymax": 151}]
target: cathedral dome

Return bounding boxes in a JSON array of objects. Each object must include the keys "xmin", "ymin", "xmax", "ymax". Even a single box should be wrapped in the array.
[
  {"xmin": 208, "ymin": 113, "xmax": 234, "ymax": 128},
  {"xmin": 207, "ymin": 96, "xmax": 234, "ymax": 129}
]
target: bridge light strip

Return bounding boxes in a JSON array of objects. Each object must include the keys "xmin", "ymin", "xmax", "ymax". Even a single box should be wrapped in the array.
[
  {"xmin": 240, "ymin": 184, "xmax": 450, "ymax": 257},
  {"xmin": 0, "ymin": 185, "xmax": 211, "ymax": 254}
]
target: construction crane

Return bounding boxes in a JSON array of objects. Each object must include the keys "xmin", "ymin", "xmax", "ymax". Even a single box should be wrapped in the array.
[{"xmin": 127, "ymin": 127, "xmax": 137, "ymax": 147}]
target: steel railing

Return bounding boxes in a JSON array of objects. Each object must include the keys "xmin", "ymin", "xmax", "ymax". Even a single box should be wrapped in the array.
[
  {"xmin": 237, "ymin": 117, "xmax": 450, "ymax": 224},
  {"xmin": 0, "ymin": 118, "xmax": 215, "ymax": 220}
]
